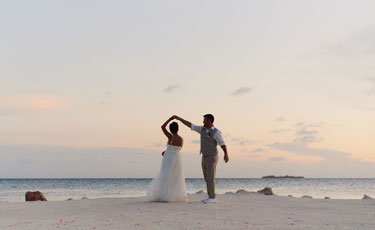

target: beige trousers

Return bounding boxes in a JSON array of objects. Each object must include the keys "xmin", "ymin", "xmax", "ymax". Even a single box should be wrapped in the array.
[{"xmin": 201, "ymin": 155, "xmax": 219, "ymax": 198}]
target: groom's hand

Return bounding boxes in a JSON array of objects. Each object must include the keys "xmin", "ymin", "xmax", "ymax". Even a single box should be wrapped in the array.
[
  {"xmin": 221, "ymin": 145, "xmax": 229, "ymax": 163},
  {"xmin": 224, "ymin": 154, "xmax": 229, "ymax": 163}
]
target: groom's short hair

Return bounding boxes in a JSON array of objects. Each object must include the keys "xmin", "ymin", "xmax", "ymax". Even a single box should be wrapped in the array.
[{"xmin": 203, "ymin": 114, "xmax": 214, "ymax": 123}]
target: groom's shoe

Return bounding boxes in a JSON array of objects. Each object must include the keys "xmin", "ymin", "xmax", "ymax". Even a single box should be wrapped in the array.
[
  {"xmin": 201, "ymin": 198, "xmax": 210, "ymax": 203},
  {"xmin": 202, "ymin": 198, "xmax": 217, "ymax": 204}
]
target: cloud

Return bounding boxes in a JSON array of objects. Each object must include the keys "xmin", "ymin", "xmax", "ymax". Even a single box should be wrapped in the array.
[
  {"xmin": 293, "ymin": 122, "xmax": 325, "ymax": 143},
  {"xmin": 265, "ymin": 141, "xmax": 375, "ymax": 176},
  {"xmin": 251, "ymin": 148, "xmax": 265, "ymax": 153},
  {"xmin": 365, "ymin": 77, "xmax": 375, "ymax": 96},
  {"xmin": 265, "ymin": 119, "xmax": 374, "ymax": 167},
  {"xmin": 322, "ymin": 29, "xmax": 375, "ymax": 60},
  {"xmin": 231, "ymin": 87, "xmax": 252, "ymax": 96},
  {"xmin": 191, "ymin": 139, "xmax": 200, "ymax": 144},
  {"xmin": 263, "ymin": 140, "xmax": 375, "ymax": 176},
  {"xmin": 152, "ymin": 142, "xmax": 164, "ymax": 148},
  {"xmin": 231, "ymin": 137, "xmax": 252, "ymax": 146},
  {"xmin": 100, "ymin": 91, "xmax": 112, "ymax": 106},
  {"xmin": 268, "ymin": 156, "xmax": 286, "ymax": 162},
  {"xmin": 268, "ymin": 142, "xmax": 351, "ymax": 159},
  {"xmin": 295, "ymin": 128, "xmax": 322, "ymax": 143},
  {"xmin": 1, "ymin": 143, "xmax": 375, "ymax": 179},
  {"xmin": 271, "ymin": 121, "xmax": 325, "ymax": 142},
  {"xmin": 296, "ymin": 128, "xmax": 318, "ymax": 136},
  {"xmin": 265, "ymin": 120, "xmax": 360, "ymax": 164},
  {"xmin": 0, "ymin": 145, "xmax": 207, "ymax": 178},
  {"xmin": 164, "ymin": 84, "xmax": 179, "ymax": 93},
  {"xmin": 0, "ymin": 94, "xmax": 67, "ymax": 114},
  {"xmin": 276, "ymin": 117, "xmax": 286, "ymax": 122},
  {"xmin": 271, "ymin": 129, "xmax": 287, "ymax": 134},
  {"xmin": 265, "ymin": 141, "xmax": 375, "ymax": 177}
]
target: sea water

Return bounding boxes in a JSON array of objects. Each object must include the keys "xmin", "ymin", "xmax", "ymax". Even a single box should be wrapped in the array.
[{"xmin": 1, "ymin": 178, "xmax": 375, "ymax": 202}]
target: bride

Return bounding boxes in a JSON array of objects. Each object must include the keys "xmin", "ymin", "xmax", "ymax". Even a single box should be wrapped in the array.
[{"xmin": 146, "ymin": 116, "xmax": 187, "ymax": 202}]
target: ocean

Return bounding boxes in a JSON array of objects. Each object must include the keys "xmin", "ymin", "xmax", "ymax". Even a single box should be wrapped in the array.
[{"xmin": 1, "ymin": 178, "xmax": 375, "ymax": 202}]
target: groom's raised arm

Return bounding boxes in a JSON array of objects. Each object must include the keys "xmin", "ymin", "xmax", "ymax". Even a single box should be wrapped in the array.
[{"xmin": 174, "ymin": 115, "xmax": 192, "ymax": 128}]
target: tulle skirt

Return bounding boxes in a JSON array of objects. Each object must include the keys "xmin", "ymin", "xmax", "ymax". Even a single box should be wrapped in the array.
[{"xmin": 146, "ymin": 145, "xmax": 187, "ymax": 202}]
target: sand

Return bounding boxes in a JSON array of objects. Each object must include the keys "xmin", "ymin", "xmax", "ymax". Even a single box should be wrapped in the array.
[{"xmin": 1, "ymin": 192, "xmax": 375, "ymax": 230}]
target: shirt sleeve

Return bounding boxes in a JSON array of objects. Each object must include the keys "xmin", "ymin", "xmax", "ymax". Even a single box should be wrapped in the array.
[
  {"xmin": 191, "ymin": 124, "xmax": 202, "ymax": 134},
  {"xmin": 214, "ymin": 130, "xmax": 226, "ymax": 147}
]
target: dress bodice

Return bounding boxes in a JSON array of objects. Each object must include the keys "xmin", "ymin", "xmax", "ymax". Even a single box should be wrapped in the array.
[{"xmin": 166, "ymin": 144, "xmax": 182, "ymax": 154}]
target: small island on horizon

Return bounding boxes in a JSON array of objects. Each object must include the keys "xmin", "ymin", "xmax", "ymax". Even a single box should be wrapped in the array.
[{"xmin": 262, "ymin": 175, "xmax": 305, "ymax": 179}]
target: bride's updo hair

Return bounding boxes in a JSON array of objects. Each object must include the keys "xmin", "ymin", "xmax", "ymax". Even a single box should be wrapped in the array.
[{"xmin": 169, "ymin": 122, "xmax": 179, "ymax": 134}]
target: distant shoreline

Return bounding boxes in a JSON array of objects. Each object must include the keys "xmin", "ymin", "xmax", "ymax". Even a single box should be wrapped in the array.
[{"xmin": 262, "ymin": 175, "xmax": 305, "ymax": 178}]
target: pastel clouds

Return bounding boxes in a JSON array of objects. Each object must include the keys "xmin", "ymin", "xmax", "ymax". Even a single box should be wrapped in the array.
[
  {"xmin": 164, "ymin": 84, "xmax": 180, "ymax": 93},
  {"xmin": 231, "ymin": 87, "xmax": 252, "ymax": 96},
  {"xmin": 268, "ymin": 156, "xmax": 286, "ymax": 162},
  {"xmin": 0, "ymin": 94, "xmax": 67, "ymax": 113}
]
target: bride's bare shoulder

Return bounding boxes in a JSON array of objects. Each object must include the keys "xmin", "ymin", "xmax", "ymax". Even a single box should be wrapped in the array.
[{"xmin": 172, "ymin": 135, "xmax": 183, "ymax": 146}]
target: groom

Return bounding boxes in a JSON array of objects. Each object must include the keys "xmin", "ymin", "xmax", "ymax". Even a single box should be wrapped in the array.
[{"xmin": 174, "ymin": 114, "xmax": 229, "ymax": 204}]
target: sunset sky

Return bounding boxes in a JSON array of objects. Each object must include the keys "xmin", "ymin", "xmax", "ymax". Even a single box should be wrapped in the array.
[{"xmin": 1, "ymin": 0, "xmax": 375, "ymax": 178}]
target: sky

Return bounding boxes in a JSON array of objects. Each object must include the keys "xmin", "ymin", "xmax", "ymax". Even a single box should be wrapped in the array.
[{"xmin": 1, "ymin": 0, "xmax": 375, "ymax": 178}]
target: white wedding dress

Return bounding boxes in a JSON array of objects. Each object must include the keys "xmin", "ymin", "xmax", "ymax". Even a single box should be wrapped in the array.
[{"xmin": 146, "ymin": 144, "xmax": 187, "ymax": 202}]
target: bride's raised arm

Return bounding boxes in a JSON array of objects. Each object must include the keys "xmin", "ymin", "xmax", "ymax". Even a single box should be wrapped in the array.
[{"xmin": 161, "ymin": 116, "xmax": 174, "ymax": 140}]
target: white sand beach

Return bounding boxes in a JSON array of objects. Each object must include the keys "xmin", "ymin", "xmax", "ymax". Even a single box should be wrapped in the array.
[{"xmin": 1, "ymin": 192, "xmax": 375, "ymax": 230}]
